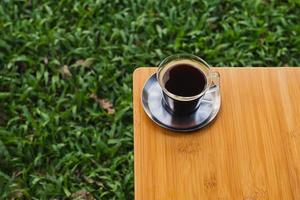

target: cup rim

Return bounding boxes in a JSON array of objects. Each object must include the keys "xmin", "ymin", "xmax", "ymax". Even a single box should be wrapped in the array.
[{"xmin": 157, "ymin": 54, "xmax": 212, "ymax": 101}]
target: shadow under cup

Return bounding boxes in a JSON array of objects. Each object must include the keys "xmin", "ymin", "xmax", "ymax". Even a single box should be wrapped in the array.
[{"xmin": 157, "ymin": 54, "xmax": 217, "ymax": 115}]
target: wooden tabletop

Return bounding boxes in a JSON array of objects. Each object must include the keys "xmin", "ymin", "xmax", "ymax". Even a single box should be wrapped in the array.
[{"xmin": 133, "ymin": 67, "xmax": 300, "ymax": 200}]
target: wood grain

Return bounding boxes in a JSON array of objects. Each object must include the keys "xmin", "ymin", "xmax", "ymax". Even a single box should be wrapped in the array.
[{"xmin": 133, "ymin": 67, "xmax": 300, "ymax": 200}]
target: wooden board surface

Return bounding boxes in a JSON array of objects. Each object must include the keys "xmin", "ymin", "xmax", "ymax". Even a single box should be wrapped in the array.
[{"xmin": 133, "ymin": 67, "xmax": 300, "ymax": 200}]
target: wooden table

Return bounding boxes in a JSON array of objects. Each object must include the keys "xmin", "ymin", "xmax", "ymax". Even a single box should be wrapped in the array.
[{"xmin": 133, "ymin": 67, "xmax": 300, "ymax": 200}]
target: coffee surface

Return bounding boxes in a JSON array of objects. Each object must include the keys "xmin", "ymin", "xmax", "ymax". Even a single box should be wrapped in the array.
[{"xmin": 164, "ymin": 64, "xmax": 206, "ymax": 97}]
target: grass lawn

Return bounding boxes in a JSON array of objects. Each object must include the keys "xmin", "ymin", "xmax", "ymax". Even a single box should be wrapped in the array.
[{"xmin": 0, "ymin": 0, "xmax": 300, "ymax": 199}]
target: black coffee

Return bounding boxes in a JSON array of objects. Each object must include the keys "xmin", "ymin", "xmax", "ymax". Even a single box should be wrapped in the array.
[{"xmin": 164, "ymin": 64, "xmax": 206, "ymax": 97}]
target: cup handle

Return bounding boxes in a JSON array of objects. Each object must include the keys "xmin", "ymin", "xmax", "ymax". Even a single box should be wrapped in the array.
[{"xmin": 208, "ymin": 71, "xmax": 220, "ymax": 92}]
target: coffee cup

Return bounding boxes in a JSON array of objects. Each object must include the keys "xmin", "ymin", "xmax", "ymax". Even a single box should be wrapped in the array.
[{"xmin": 157, "ymin": 54, "xmax": 220, "ymax": 115}]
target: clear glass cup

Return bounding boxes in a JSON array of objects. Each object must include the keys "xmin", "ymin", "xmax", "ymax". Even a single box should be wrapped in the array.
[{"xmin": 157, "ymin": 54, "xmax": 220, "ymax": 115}]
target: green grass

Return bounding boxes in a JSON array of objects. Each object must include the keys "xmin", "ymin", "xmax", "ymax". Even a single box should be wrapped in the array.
[{"xmin": 0, "ymin": 0, "xmax": 300, "ymax": 199}]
